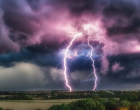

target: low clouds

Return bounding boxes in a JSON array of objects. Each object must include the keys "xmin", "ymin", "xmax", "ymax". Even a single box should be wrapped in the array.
[
  {"xmin": 50, "ymin": 68, "xmax": 64, "ymax": 82},
  {"xmin": 0, "ymin": 62, "xmax": 47, "ymax": 91}
]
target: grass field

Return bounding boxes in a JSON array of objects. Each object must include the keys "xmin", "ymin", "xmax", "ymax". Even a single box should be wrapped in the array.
[{"xmin": 0, "ymin": 99, "xmax": 82, "ymax": 110}]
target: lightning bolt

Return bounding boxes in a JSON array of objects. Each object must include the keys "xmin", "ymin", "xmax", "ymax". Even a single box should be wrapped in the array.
[
  {"xmin": 64, "ymin": 32, "xmax": 82, "ymax": 92},
  {"xmin": 88, "ymin": 37, "xmax": 98, "ymax": 91}
]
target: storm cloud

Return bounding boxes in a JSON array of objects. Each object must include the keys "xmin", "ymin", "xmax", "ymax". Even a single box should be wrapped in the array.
[{"xmin": 0, "ymin": 0, "xmax": 140, "ymax": 90}]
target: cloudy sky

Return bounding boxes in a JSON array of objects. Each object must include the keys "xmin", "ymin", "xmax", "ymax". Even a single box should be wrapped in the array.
[{"xmin": 0, "ymin": 0, "xmax": 140, "ymax": 91}]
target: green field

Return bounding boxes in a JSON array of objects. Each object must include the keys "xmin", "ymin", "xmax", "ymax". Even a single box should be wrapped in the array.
[{"xmin": 0, "ymin": 99, "xmax": 82, "ymax": 110}]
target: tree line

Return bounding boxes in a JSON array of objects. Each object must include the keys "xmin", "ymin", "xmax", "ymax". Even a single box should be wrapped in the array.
[
  {"xmin": 48, "ymin": 91, "xmax": 140, "ymax": 102},
  {"xmin": 48, "ymin": 98, "xmax": 140, "ymax": 110}
]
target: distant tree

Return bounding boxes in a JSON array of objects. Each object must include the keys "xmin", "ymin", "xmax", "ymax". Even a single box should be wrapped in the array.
[
  {"xmin": 120, "ymin": 93, "xmax": 138, "ymax": 102},
  {"xmin": 92, "ymin": 95, "xmax": 100, "ymax": 100},
  {"xmin": 51, "ymin": 92, "xmax": 55, "ymax": 96}
]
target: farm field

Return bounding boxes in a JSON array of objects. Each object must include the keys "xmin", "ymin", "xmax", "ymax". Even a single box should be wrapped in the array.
[{"xmin": 0, "ymin": 99, "xmax": 82, "ymax": 110}]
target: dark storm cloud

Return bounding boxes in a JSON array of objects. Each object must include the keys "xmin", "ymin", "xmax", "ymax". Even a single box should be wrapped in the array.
[
  {"xmin": 103, "ymin": 1, "xmax": 136, "ymax": 17},
  {"xmin": 64, "ymin": 0, "xmax": 97, "ymax": 15},
  {"xmin": 104, "ymin": 53, "xmax": 140, "ymax": 84},
  {"xmin": 0, "ymin": 46, "xmax": 62, "ymax": 68},
  {"xmin": 47, "ymin": 0, "xmax": 107, "ymax": 16},
  {"xmin": 0, "ymin": 42, "xmax": 102, "ymax": 71},
  {"xmin": 26, "ymin": 0, "xmax": 41, "ymax": 11},
  {"xmin": 102, "ymin": 0, "xmax": 140, "ymax": 42},
  {"xmin": 106, "ymin": 17, "xmax": 140, "ymax": 36},
  {"xmin": 0, "ymin": 0, "xmax": 36, "ymax": 34}
]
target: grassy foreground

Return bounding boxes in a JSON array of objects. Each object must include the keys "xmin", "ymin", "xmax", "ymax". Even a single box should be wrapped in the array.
[{"xmin": 0, "ymin": 99, "xmax": 82, "ymax": 110}]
